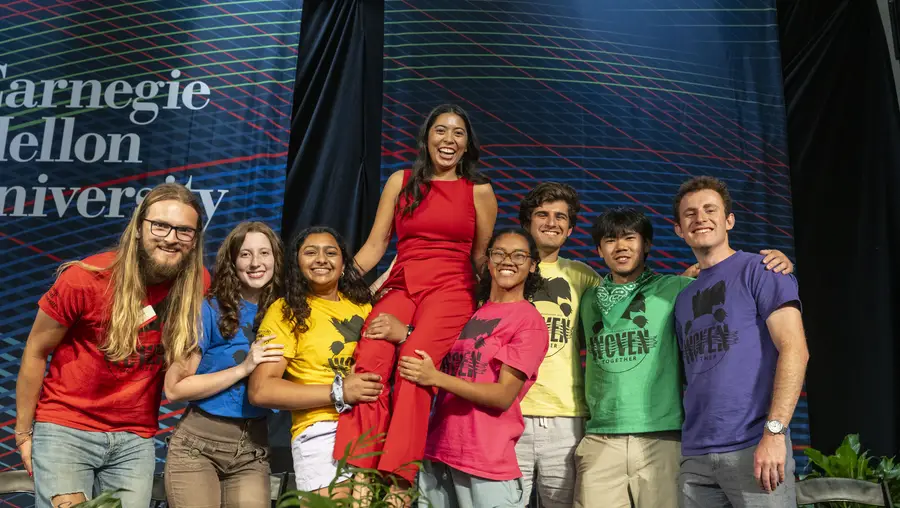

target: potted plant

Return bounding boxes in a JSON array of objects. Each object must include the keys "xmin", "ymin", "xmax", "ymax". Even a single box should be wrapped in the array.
[
  {"xmin": 277, "ymin": 432, "xmax": 427, "ymax": 507},
  {"xmin": 801, "ymin": 434, "xmax": 900, "ymax": 507}
]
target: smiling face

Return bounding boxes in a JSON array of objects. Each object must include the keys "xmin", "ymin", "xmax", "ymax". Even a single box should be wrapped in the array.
[
  {"xmin": 139, "ymin": 199, "xmax": 199, "ymax": 282},
  {"xmin": 527, "ymin": 200, "xmax": 573, "ymax": 256},
  {"xmin": 235, "ymin": 232, "xmax": 275, "ymax": 295},
  {"xmin": 674, "ymin": 189, "xmax": 734, "ymax": 250},
  {"xmin": 427, "ymin": 112, "xmax": 468, "ymax": 175},
  {"xmin": 598, "ymin": 231, "xmax": 649, "ymax": 282},
  {"xmin": 299, "ymin": 232, "xmax": 343, "ymax": 297},
  {"xmin": 488, "ymin": 233, "xmax": 536, "ymax": 293}
]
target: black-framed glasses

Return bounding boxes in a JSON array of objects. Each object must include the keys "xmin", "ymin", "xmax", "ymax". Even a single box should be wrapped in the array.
[
  {"xmin": 488, "ymin": 249, "xmax": 530, "ymax": 266},
  {"xmin": 143, "ymin": 219, "xmax": 197, "ymax": 242}
]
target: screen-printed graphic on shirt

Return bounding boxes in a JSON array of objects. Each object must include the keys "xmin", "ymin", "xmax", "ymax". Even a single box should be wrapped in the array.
[
  {"xmin": 680, "ymin": 280, "xmax": 739, "ymax": 372},
  {"xmin": 328, "ymin": 314, "xmax": 363, "ymax": 375},
  {"xmin": 441, "ymin": 317, "xmax": 501, "ymax": 380},
  {"xmin": 532, "ymin": 277, "xmax": 574, "ymax": 357},
  {"xmin": 587, "ymin": 292, "xmax": 659, "ymax": 373}
]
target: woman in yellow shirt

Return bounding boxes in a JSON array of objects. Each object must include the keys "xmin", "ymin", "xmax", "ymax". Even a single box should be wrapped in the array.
[{"xmin": 248, "ymin": 226, "xmax": 405, "ymax": 496}]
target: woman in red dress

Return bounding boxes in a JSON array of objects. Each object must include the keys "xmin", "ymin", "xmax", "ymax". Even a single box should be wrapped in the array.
[{"xmin": 333, "ymin": 104, "xmax": 497, "ymax": 491}]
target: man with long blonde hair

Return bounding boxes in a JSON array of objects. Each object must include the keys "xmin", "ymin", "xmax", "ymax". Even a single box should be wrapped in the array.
[{"xmin": 14, "ymin": 183, "xmax": 210, "ymax": 508}]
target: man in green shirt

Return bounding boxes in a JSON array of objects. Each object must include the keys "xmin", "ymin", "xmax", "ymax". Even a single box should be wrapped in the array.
[{"xmin": 574, "ymin": 207, "xmax": 792, "ymax": 508}]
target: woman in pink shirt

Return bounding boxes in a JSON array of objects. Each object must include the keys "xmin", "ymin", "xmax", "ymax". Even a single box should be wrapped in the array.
[{"xmin": 393, "ymin": 228, "xmax": 549, "ymax": 507}]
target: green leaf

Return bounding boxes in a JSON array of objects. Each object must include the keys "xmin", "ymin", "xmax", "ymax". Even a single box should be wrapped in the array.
[
  {"xmin": 276, "ymin": 431, "xmax": 427, "ymax": 508},
  {"xmin": 805, "ymin": 448, "xmax": 832, "ymax": 476},
  {"xmin": 876, "ymin": 456, "xmax": 900, "ymax": 480},
  {"xmin": 833, "ymin": 438, "xmax": 860, "ymax": 476},
  {"xmin": 856, "ymin": 451, "xmax": 873, "ymax": 480},
  {"xmin": 846, "ymin": 434, "xmax": 862, "ymax": 454},
  {"xmin": 73, "ymin": 492, "xmax": 124, "ymax": 508}
]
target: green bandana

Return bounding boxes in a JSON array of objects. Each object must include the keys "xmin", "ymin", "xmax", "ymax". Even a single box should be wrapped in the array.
[{"xmin": 595, "ymin": 270, "xmax": 654, "ymax": 316}]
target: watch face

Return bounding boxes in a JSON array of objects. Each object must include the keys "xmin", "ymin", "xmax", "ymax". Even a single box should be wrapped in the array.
[{"xmin": 766, "ymin": 420, "xmax": 784, "ymax": 433}]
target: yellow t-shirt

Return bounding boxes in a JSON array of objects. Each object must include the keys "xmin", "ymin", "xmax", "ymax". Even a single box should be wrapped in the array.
[
  {"xmin": 258, "ymin": 296, "xmax": 372, "ymax": 441},
  {"xmin": 520, "ymin": 257, "xmax": 601, "ymax": 417}
]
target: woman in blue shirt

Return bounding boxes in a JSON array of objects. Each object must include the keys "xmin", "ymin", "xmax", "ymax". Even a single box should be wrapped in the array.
[{"xmin": 164, "ymin": 221, "xmax": 285, "ymax": 507}]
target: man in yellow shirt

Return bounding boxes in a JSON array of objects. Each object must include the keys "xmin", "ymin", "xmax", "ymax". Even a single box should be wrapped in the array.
[{"xmin": 516, "ymin": 183, "xmax": 601, "ymax": 507}]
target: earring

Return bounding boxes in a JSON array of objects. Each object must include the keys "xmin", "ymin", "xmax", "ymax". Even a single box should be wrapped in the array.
[{"xmin": 341, "ymin": 269, "xmax": 345, "ymax": 277}]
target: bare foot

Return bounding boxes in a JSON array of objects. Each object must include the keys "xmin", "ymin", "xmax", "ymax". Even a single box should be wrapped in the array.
[{"xmin": 385, "ymin": 481, "xmax": 413, "ymax": 508}]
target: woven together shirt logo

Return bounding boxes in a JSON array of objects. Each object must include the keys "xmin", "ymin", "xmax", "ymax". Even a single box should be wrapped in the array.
[{"xmin": 588, "ymin": 293, "xmax": 658, "ymax": 373}]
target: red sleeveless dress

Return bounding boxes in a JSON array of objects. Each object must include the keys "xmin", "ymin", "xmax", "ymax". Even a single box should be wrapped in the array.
[
  {"xmin": 385, "ymin": 170, "xmax": 477, "ymax": 294},
  {"xmin": 334, "ymin": 170, "xmax": 479, "ymax": 482}
]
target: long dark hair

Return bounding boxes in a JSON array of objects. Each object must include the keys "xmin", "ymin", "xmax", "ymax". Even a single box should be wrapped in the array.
[
  {"xmin": 476, "ymin": 228, "xmax": 544, "ymax": 304},
  {"xmin": 399, "ymin": 104, "xmax": 490, "ymax": 217},
  {"xmin": 210, "ymin": 222, "xmax": 284, "ymax": 340},
  {"xmin": 282, "ymin": 226, "xmax": 374, "ymax": 335}
]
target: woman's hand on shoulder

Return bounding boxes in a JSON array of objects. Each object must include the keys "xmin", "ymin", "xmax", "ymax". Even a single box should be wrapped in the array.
[{"xmin": 238, "ymin": 335, "xmax": 284, "ymax": 377}]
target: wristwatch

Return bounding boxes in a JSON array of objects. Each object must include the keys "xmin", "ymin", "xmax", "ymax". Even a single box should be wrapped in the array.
[
  {"xmin": 398, "ymin": 324, "xmax": 414, "ymax": 345},
  {"xmin": 765, "ymin": 420, "xmax": 787, "ymax": 435},
  {"xmin": 331, "ymin": 375, "xmax": 352, "ymax": 414}
]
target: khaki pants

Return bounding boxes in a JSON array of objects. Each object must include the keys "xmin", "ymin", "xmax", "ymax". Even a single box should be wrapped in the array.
[
  {"xmin": 164, "ymin": 406, "xmax": 271, "ymax": 508},
  {"xmin": 574, "ymin": 431, "xmax": 681, "ymax": 508}
]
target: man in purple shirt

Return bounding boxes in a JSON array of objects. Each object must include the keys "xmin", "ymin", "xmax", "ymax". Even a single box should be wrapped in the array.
[{"xmin": 672, "ymin": 176, "xmax": 809, "ymax": 507}]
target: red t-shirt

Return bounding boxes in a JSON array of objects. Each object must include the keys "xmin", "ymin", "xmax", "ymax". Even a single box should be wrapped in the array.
[
  {"xmin": 35, "ymin": 251, "xmax": 209, "ymax": 438},
  {"xmin": 424, "ymin": 300, "xmax": 550, "ymax": 480}
]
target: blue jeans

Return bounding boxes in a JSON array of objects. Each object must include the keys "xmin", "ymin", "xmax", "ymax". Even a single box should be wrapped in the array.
[{"xmin": 32, "ymin": 422, "xmax": 156, "ymax": 508}]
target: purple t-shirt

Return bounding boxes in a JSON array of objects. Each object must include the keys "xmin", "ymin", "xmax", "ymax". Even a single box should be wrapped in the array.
[{"xmin": 674, "ymin": 251, "xmax": 800, "ymax": 456}]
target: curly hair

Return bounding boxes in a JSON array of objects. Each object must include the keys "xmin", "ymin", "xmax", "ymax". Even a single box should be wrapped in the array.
[
  {"xmin": 517, "ymin": 182, "xmax": 581, "ymax": 230},
  {"xmin": 210, "ymin": 221, "xmax": 284, "ymax": 340},
  {"xmin": 476, "ymin": 228, "xmax": 544, "ymax": 304},
  {"xmin": 399, "ymin": 103, "xmax": 490, "ymax": 217},
  {"xmin": 282, "ymin": 226, "xmax": 374, "ymax": 335}
]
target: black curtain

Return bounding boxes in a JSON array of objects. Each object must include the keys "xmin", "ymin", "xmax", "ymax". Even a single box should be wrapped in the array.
[
  {"xmin": 281, "ymin": 0, "xmax": 384, "ymax": 252},
  {"xmin": 779, "ymin": 0, "xmax": 900, "ymax": 456},
  {"xmin": 272, "ymin": 0, "xmax": 383, "ymax": 474}
]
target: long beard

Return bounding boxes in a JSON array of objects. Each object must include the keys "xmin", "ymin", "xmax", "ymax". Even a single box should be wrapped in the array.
[{"xmin": 139, "ymin": 244, "xmax": 189, "ymax": 285}]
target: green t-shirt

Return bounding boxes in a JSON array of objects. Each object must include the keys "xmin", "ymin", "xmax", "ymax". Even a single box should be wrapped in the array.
[{"xmin": 580, "ymin": 271, "xmax": 693, "ymax": 435}]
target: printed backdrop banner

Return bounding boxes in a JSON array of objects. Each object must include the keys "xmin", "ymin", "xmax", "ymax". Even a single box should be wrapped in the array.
[
  {"xmin": 0, "ymin": 0, "xmax": 301, "ymax": 498},
  {"xmin": 379, "ymin": 0, "xmax": 808, "ymax": 467}
]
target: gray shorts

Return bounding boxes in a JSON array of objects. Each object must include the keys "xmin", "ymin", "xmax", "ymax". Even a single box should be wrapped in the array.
[{"xmin": 417, "ymin": 460, "xmax": 525, "ymax": 508}]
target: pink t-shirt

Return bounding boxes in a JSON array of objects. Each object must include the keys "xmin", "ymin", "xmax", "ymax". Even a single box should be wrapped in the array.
[{"xmin": 424, "ymin": 299, "xmax": 550, "ymax": 480}]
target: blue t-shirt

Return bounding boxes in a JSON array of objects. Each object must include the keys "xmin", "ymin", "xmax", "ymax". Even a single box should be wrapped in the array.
[
  {"xmin": 193, "ymin": 298, "xmax": 269, "ymax": 419},
  {"xmin": 674, "ymin": 251, "xmax": 800, "ymax": 456}
]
